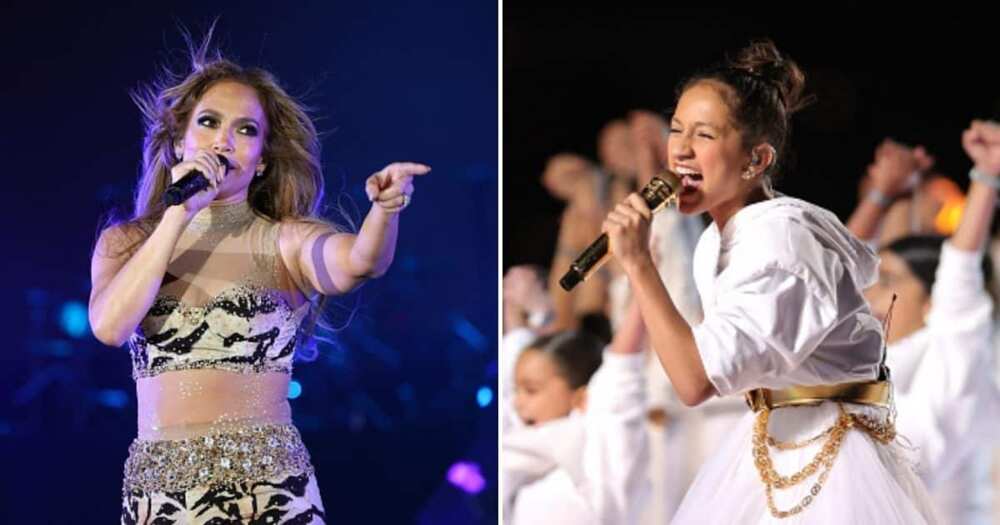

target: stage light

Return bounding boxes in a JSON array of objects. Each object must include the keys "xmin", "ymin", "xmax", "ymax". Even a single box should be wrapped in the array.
[
  {"xmin": 60, "ymin": 301, "xmax": 88, "ymax": 338},
  {"xmin": 476, "ymin": 386, "xmax": 492, "ymax": 407},
  {"xmin": 446, "ymin": 461, "xmax": 485, "ymax": 494},
  {"xmin": 97, "ymin": 389, "xmax": 128, "ymax": 408},
  {"xmin": 934, "ymin": 196, "xmax": 965, "ymax": 235},
  {"xmin": 288, "ymin": 380, "xmax": 302, "ymax": 399}
]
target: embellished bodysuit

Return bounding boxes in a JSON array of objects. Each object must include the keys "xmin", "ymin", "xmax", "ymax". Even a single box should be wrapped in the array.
[
  {"xmin": 128, "ymin": 226, "xmax": 309, "ymax": 381},
  {"xmin": 119, "ymin": 201, "xmax": 326, "ymax": 524}
]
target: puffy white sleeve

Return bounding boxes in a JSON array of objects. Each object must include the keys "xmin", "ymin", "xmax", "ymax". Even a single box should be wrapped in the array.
[
  {"xmin": 692, "ymin": 263, "xmax": 842, "ymax": 396},
  {"xmin": 894, "ymin": 241, "xmax": 1000, "ymax": 487},
  {"xmin": 579, "ymin": 350, "xmax": 651, "ymax": 524}
]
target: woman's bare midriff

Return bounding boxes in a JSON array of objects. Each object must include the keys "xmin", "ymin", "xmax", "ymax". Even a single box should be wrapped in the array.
[{"xmin": 136, "ymin": 369, "xmax": 292, "ymax": 440}]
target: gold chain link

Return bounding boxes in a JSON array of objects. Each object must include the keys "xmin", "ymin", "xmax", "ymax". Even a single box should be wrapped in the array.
[
  {"xmin": 752, "ymin": 402, "xmax": 895, "ymax": 518},
  {"xmin": 766, "ymin": 426, "xmax": 834, "ymax": 450}
]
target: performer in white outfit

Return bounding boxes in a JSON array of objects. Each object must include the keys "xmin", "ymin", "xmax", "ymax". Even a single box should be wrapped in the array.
[
  {"xmin": 501, "ymin": 303, "xmax": 652, "ymax": 525},
  {"xmin": 617, "ymin": 110, "xmax": 747, "ymax": 524},
  {"xmin": 848, "ymin": 124, "xmax": 1000, "ymax": 524},
  {"xmin": 601, "ymin": 39, "xmax": 938, "ymax": 523}
]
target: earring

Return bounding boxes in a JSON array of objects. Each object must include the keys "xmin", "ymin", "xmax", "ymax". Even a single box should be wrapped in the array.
[
  {"xmin": 255, "ymin": 167, "xmax": 265, "ymax": 178},
  {"xmin": 742, "ymin": 168, "xmax": 756, "ymax": 180}
]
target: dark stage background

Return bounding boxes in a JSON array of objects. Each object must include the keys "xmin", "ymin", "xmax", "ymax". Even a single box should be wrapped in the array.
[
  {"xmin": 503, "ymin": 7, "xmax": 1000, "ymax": 270},
  {"xmin": 0, "ymin": 1, "xmax": 497, "ymax": 523}
]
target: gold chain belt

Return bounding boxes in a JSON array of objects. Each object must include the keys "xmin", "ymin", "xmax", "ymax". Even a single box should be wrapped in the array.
[{"xmin": 746, "ymin": 381, "xmax": 896, "ymax": 518}]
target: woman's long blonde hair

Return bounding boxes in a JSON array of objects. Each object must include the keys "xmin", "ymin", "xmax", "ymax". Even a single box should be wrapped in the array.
[
  {"xmin": 130, "ymin": 24, "xmax": 329, "ymax": 226},
  {"xmin": 102, "ymin": 23, "xmax": 348, "ymax": 358}
]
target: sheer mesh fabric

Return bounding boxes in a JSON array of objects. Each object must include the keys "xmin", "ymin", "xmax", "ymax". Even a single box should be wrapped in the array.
[{"xmin": 125, "ymin": 205, "xmax": 313, "ymax": 440}]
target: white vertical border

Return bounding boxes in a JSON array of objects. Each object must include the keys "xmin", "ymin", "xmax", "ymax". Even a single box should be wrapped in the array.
[{"xmin": 496, "ymin": 0, "xmax": 505, "ymax": 522}]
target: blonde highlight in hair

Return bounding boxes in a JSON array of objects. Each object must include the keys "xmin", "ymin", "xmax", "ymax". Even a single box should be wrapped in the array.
[
  {"xmin": 104, "ymin": 21, "xmax": 348, "ymax": 358},
  {"xmin": 129, "ymin": 23, "xmax": 329, "ymax": 225}
]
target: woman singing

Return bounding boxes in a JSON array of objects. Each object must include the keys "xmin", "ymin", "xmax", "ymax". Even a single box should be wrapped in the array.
[{"xmin": 89, "ymin": 32, "xmax": 428, "ymax": 524}]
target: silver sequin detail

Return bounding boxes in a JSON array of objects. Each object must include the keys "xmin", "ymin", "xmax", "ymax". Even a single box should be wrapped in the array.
[{"xmin": 123, "ymin": 423, "xmax": 313, "ymax": 492}]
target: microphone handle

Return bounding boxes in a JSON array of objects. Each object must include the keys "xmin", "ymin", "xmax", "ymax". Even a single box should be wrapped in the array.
[
  {"xmin": 162, "ymin": 155, "xmax": 231, "ymax": 206},
  {"xmin": 559, "ymin": 173, "xmax": 682, "ymax": 291},
  {"xmin": 163, "ymin": 170, "xmax": 210, "ymax": 206},
  {"xmin": 558, "ymin": 233, "xmax": 610, "ymax": 291}
]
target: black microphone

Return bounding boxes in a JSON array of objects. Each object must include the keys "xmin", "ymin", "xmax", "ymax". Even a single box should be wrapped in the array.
[
  {"xmin": 163, "ymin": 154, "xmax": 231, "ymax": 206},
  {"xmin": 559, "ymin": 172, "xmax": 682, "ymax": 291}
]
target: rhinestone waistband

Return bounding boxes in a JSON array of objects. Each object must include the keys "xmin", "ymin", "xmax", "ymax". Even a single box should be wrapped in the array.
[
  {"xmin": 130, "ymin": 358, "xmax": 292, "ymax": 380},
  {"xmin": 123, "ymin": 423, "xmax": 313, "ymax": 493}
]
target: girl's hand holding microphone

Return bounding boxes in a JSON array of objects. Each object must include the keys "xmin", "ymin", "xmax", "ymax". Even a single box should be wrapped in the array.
[{"xmin": 601, "ymin": 193, "xmax": 654, "ymax": 273}]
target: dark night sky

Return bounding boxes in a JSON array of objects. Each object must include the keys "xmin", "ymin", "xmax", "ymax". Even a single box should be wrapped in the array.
[{"xmin": 503, "ymin": 7, "xmax": 1000, "ymax": 270}]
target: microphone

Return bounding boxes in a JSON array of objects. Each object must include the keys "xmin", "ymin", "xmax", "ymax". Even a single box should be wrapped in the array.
[
  {"xmin": 559, "ymin": 172, "xmax": 682, "ymax": 291},
  {"xmin": 163, "ymin": 154, "xmax": 231, "ymax": 206}
]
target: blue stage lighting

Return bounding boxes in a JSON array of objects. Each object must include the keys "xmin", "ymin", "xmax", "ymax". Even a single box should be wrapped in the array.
[
  {"xmin": 288, "ymin": 380, "xmax": 303, "ymax": 399},
  {"xmin": 97, "ymin": 389, "xmax": 128, "ymax": 409},
  {"xmin": 60, "ymin": 301, "xmax": 88, "ymax": 338},
  {"xmin": 476, "ymin": 386, "xmax": 493, "ymax": 407}
]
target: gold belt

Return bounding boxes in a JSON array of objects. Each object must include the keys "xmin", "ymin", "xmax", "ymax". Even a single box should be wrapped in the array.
[
  {"xmin": 744, "ymin": 380, "xmax": 892, "ymax": 413},
  {"xmin": 747, "ymin": 380, "xmax": 896, "ymax": 518}
]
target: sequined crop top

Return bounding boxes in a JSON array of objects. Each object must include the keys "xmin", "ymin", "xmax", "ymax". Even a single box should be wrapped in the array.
[{"xmin": 127, "ymin": 204, "xmax": 311, "ymax": 380}]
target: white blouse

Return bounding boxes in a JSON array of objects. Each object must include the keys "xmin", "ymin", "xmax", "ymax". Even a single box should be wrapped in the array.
[
  {"xmin": 502, "ymin": 350, "xmax": 650, "ymax": 525},
  {"xmin": 690, "ymin": 196, "xmax": 885, "ymax": 396}
]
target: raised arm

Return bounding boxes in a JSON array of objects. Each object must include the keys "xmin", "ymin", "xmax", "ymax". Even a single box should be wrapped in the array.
[
  {"xmin": 545, "ymin": 155, "xmax": 605, "ymax": 330},
  {"xmin": 892, "ymin": 120, "xmax": 1000, "ymax": 484},
  {"xmin": 89, "ymin": 209, "xmax": 190, "ymax": 346},
  {"xmin": 846, "ymin": 139, "xmax": 926, "ymax": 242},
  {"xmin": 629, "ymin": 109, "xmax": 670, "ymax": 187},
  {"xmin": 290, "ymin": 162, "xmax": 429, "ymax": 296},
  {"xmin": 89, "ymin": 150, "xmax": 228, "ymax": 347},
  {"xmin": 603, "ymin": 194, "xmax": 712, "ymax": 406},
  {"xmin": 581, "ymin": 303, "xmax": 650, "ymax": 523},
  {"xmin": 952, "ymin": 120, "xmax": 1000, "ymax": 251}
]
